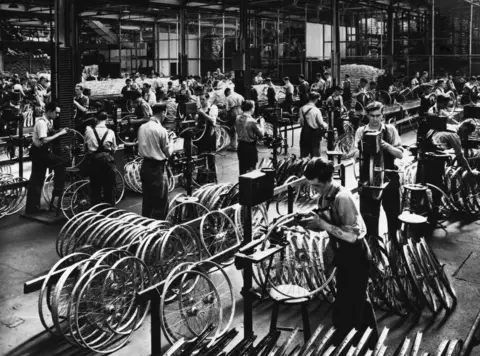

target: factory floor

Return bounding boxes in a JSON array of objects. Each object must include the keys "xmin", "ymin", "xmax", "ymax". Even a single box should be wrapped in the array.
[{"xmin": 1, "ymin": 129, "xmax": 480, "ymax": 356}]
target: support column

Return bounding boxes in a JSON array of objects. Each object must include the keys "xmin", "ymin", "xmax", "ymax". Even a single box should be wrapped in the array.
[
  {"xmin": 387, "ymin": 2, "xmax": 394, "ymax": 74},
  {"xmin": 240, "ymin": 0, "xmax": 251, "ymax": 99},
  {"xmin": 179, "ymin": 8, "xmax": 187, "ymax": 78},
  {"xmin": 331, "ymin": 0, "xmax": 340, "ymax": 86},
  {"xmin": 470, "ymin": 4, "xmax": 473, "ymax": 77},
  {"xmin": 222, "ymin": 14, "xmax": 225, "ymax": 73},
  {"xmin": 198, "ymin": 13, "xmax": 201, "ymax": 75},
  {"xmin": 153, "ymin": 22, "xmax": 159, "ymax": 73},
  {"xmin": 430, "ymin": 0, "xmax": 435, "ymax": 77}
]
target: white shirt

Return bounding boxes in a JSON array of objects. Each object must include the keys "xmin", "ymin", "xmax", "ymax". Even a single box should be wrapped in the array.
[
  {"xmin": 138, "ymin": 118, "xmax": 170, "ymax": 161},
  {"xmin": 84, "ymin": 122, "xmax": 117, "ymax": 153},
  {"xmin": 32, "ymin": 116, "xmax": 53, "ymax": 147},
  {"xmin": 144, "ymin": 91, "xmax": 157, "ymax": 107},
  {"xmin": 225, "ymin": 92, "xmax": 244, "ymax": 111}
]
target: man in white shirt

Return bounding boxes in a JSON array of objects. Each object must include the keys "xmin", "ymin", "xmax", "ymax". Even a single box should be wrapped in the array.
[
  {"xmin": 138, "ymin": 104, "xmax": 174, "ymax": 219},
  {"xmin": 143, "ymin": 83, "xmax": 157, "ymax": 107},
  {"xmin": 25, "ymin": 102, "xmax": 68, "ymax": 213},
  {"xmin": 435, "ymin": 80, "xmax": 446, "ymax": 96},
  {"xmin": 224, "ymin": 87, "xmax": 244, "ymax": 151},
  {"xmin": 84, "ymin": 111, "xmax": 117, "ymax": 206}
]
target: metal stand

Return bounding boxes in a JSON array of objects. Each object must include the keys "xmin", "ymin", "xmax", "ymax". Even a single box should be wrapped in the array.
[{"xmin": 326, "ymin": 107, "xmax": 336, "ymax": 151}]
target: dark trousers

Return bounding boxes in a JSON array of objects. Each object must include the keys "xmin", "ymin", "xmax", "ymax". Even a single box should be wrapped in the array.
[
  {"xmin": 360, "ymin": 177, "xmax": 401, "ymax": 239},
  {"xmin": 300, "ymin": 126, "xmax": 322, "ymax": 158},
  {"xmin": 89, "ymin": 154, "xmax": 116, "ymax": 206},
  {"xmin": 26, "ymin": 145, "xmax": 67, "ymax": 212},
  {"xmin": 334, "ymin": 112, "xmax": 345, "ymax": 136},
  {"xmin": 238, "ymin": 141, "xmax": 258, "ymax": 175},
  {"xmin": 140, "ymin": 159, "xmax": 168, "ymax": 220},
  {"xmin": 332, "ymin": 241, "xmax": 378, "ymax": 348}
]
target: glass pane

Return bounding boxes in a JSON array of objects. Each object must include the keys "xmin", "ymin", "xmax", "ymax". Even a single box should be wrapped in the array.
[
  {"xmin": 324, "ymin": 42, "xmax": 332, "ymax": 59},
  {"xmin": 340, "ymin": 26, "xmax": 346, "ymax": 41}
]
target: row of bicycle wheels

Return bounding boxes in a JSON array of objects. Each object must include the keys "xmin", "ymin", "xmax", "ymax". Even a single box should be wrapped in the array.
[
  {"xmin": 57, "ymin": 202, "xmax": 242, "ymax": 271},
  {"xmin": 165, "ymin": 325, "xmax": 462, "ymax": 356},
  {"xmin": 37, "ymin": 249, "xmax": 151, "ymax": 354},
  {"xmin": 0, "ymin": 173, "xmax": 27, "ymax": 219}
]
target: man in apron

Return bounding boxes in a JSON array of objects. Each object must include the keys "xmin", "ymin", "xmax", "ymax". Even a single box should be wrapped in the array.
[
  {"xmin": 84, "ymin": 111, "xmax": 117, "ymax": 206},
  {"xmin": 299, "ymin": 92, "xmax": 327, "ymax": 158},
  {"xmin": 25, "ymin": 102, "xmax": 68, "ymax": 213},
  {"xmin": 299, "ymin": 157, "xmax": 378, "ymax": 349}
]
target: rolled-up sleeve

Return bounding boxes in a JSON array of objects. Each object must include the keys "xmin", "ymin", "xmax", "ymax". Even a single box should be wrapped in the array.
[{"xmin": 335, "ymin": 192, "xmax": 366, "ymax": 240}]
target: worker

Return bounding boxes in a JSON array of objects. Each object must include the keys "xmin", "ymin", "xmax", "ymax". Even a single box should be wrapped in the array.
[
  {"xmin": 299, "ymin": 157, "xmax": 377, "ymax": 348},
  {"xmin": 354, "ymin": 101, "xmax": 404, "ymax": 240},
  {"xmin": 264, "ymin": 77, "xmax": 277, "ymax": 108},
  {"xmin": 73, "ymin": 84, "xmax": 90, "ymax": 133},
  {"xmin": 25, "ymin": 102, "xmax": 68, "ymax": 214},
  {"xmin": 342, "ymin": 74, "xmax": 352, "ymax": 103},
  {"xmin": 143, "ymin": 82, "xmax": 157, "ymax": 107},
  {"xmin": 461, "ymin": 76, "xmax": 478, "ymax": 105},
  {"xmin": 131, "ymin": 91, "xmax": 153, "ymax": 124},
  {"xmin": 121, "ymin": 78, "xmax": 133, "ymax": 98},
  {"xmin": 299, "ymin": 92, "xmax": 327, "ymax": 158},
  {"xmin": 435, "ymin": 79, "xmax": 447, "ymax": 96},
  {"xmin": 429, "ymin": 93, "xmax": 458, "ymax": 124},
  {"xmin": 84, "ymin": 111, "xmax": 117, "ymax": 206},
  {"xmin": 411, "ymin": 72, "xmax": 420, "ymax": 89},
  {"xmin": 310, "ymin": 72, "xmax": 326, "ymax": 100},
  {"xmin": 137, "ymin": 103, "xmax": 174, "ymax": 219},
  {"xmin": 298, "ymin": 74, "xmax": 310, "ymax": 106},
  {"xmin": 195, "ymin": 94, "xmax": 218, "ymax": 178},
  {"xmin": 225, "ymin": 87, "xmax": 244, "ymax": 151},
  {"xmin": 253, "ymin": 71, "xmax": 264, "ymax": 85},
  {"xmin": 236, "ymin": 100, "xmax": 265, "ymax": 174},
  {"xmin": 326, "ymin": 86, "xmax": 346, "ymax": 136},
  {"xmin": 281, "ymin": 76, "xmax": 294, "ymax": 113}
]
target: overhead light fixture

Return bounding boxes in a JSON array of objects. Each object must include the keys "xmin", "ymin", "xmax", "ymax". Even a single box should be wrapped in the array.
[
  {"xmin": 96, "ymin": 10, "xmax": 107, "ymax": 15},
  {"xmin": 122, "ymin": 7, "xmax": 130, "ymax": 13},
  {"xmin": 8, "ymin": 3, "xmax": 19, "ymax": 9}
]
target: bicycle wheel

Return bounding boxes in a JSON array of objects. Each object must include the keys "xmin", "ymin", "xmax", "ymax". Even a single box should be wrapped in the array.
[
  {"xmin": 166, "ymin": 201, "xmax": 209, "ymax": 225},
  {"xmin": 403, "ymin": 242, "xmax": 438, "ymax": 313},
  {"xmin": 160, "ymin": 270, "xmax": 222, "ymax": 346},
  {"xmin": 199, "ymin": 210, "xmax": 241, "ymax": 266},
  {"xmin": 420, "ymin": 237, "xmax": 457, "ymax": 303}
]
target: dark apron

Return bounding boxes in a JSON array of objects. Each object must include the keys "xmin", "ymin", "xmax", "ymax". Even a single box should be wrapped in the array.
[
  {"xmin": 299, "ymin": 107, "xmax": 323, "ymax": 158},
  {"xmin": 238, "ymin": 140, "xmax": 257, "ymax": 175}
]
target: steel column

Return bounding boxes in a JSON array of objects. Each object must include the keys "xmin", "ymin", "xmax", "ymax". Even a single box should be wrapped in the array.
[
  {"xmin": 153, "ymin": 22, "xmax": 158, "ymax": 73},
  {"xmin": 331, "ymin": 0, "xmax": 340, "ymax": 86},
  {"xmin": 240, "ymin": 0, "xmax": 251, "ymax": 99},
  {"xmin": 198, "ymin": 13, "xmax": 201, "ymax": 75},
  {"xmin": 179, "ymin": 8, "xmax": 187, "ymax": 77},
  {"xmin": 431, "ymin": 0, "xmax": 435, "ymax": 77},
  {"xmin": 470, "ymin": 4, "xmax": 473, "ymax": 76},
  {"xmin": 387, "ymin": 2, "xmax": 394, "ymax": 73},
  {"xmin": 222, "ymin": 14, "xmax": 226, "ymax": 73}
]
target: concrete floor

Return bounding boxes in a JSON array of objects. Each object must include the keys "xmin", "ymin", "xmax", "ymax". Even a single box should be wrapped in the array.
[{"xmin": 1, "ymin": 129, "xmax": 480, "ymax": 355}]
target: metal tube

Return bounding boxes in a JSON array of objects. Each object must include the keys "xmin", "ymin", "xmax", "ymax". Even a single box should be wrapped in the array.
[
  {"xmin": 470, "ymin": 4, "xmax": 473, "ymax": 77},
  {"xmin": 198, "ymin": 13, "xmax": 201, "ymax": 75},
  {"xmin": 222, "ymin": 13, "xmax": 225, "ymax": 73},
  {"xmin": 431, "ymin": 0, "xmax": 434, "ymax": 77},
  {"xmin": 119, "ymin": 19, "xmax": 122, "ymax": 75}
]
